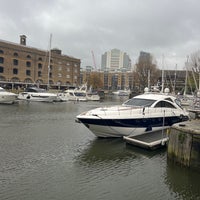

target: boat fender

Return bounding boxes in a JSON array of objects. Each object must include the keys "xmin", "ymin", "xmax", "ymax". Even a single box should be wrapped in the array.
[
  {"xmin": 161, "ymin": 140, "xmax": 166, "ymax": 146},
  {"xmin": 145, "ymin": 126, "xmax": 152, "ymax": 132},
  {"xmin": 143, "ymin": 107, "xmax": 145, "ymax": 115}
]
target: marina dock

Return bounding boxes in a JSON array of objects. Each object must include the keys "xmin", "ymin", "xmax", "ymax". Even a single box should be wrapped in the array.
[
  {"xmin": 167, "ymin": 120, "xmax": 200, "ymax": 170},
  {"xmin": 123, "ymin": 128, "xmax": 169, "ymax": 150}
]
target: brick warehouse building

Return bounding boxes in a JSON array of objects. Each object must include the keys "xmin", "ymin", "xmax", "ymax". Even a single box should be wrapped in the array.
[{"xmin": 0, "ymin": 35, "xmax": 81, "ymax": 89}]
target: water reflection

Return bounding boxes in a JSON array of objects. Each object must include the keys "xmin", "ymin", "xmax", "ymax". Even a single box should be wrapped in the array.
[
  {"xmin": 165, "ymin": 160, "xmax": 200, "ymax": 200},
  {"xmin": 77, "ymin": 138, "xmax": 136, "ymax": 164}
]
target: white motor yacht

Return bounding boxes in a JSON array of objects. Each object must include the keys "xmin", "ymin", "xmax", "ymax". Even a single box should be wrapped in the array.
[
  {"xmin": 18, "ymin": 87, "xmax": 58, "ymax": 102},
  {"xmin": 61, "ymin": 86, "xmax": 87, "ymax": 102},
  {"xmin": 76, "ymin": 90, "xmax": 189, "ymax": 138},
  {"xmin": 0, "ymin": 87, "xmax": 17, "ymax": 104}
]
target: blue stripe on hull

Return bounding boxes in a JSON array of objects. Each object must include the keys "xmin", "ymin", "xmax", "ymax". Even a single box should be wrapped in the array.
[{"xmin": 78, "ymin": 116, "xmax": 189, "ymax": 128}]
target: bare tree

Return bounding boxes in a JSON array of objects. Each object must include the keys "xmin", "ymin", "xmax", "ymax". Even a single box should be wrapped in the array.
[
  {"xmin": 134, "ymin": 52, "xmax": 160, "ymax": 92},
  {"xmin": 190, "ymin": 51, "xmax": 200, "ymax": 92}
]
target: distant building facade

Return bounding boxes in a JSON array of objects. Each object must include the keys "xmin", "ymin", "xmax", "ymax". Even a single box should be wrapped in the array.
[
  {"xmin": 101, "ymin": 49, "xmax": 131, "ymax": 72},
  {"xmin": 81, "ymin": 70, "xmax": 134, "ymax": 90},
  {"xmin": 80, "ymin": 69, "xmax": 187, "ymax": 93},
  {"xmin": 0, "ymin": 35, "xmax": 81, "ymax": 88}
]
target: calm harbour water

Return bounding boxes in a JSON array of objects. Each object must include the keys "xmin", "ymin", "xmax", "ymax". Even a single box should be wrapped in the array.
[{"xmin": 0, "ymin": 98, "xmax": 200, "ymax": 200}]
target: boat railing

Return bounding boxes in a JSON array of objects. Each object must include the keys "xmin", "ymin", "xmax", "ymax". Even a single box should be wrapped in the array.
[{"xmin": 100, "ymin": 106, "xmax": 179, "ymax": 117}]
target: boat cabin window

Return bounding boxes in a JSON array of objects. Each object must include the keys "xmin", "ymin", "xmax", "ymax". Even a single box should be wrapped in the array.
[
  {"xmin": 154, "ymin": 100, "xmax": 176, "ymax": 108},
  {"xmin": 74, "ymin": 92, "xmax": 86, "ymax": 97},
  {"xmin": 123, "ymin": 98, "xmax": 156, "ymax": 107},
  {"xmin": 164, "ymin": 97, "xmax": 173, "ymax": 102},
  {"xmin": 25, "ymin": 88, "xmax": 46, "ymax": 93}
]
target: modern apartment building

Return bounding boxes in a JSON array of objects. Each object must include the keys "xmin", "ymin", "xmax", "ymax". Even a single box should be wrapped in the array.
[
  {"xmin": 101, "ymin": 49, "xmax": 131, "ymax": 71},
  {"xmin": 0, "ymin": 35, "xmax": 81, "ymax": 89}
]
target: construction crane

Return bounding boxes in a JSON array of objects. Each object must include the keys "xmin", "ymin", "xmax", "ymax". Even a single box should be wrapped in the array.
[{"xmin": 91, "ymin": 50, "xmax": 97, "ymax": 71}]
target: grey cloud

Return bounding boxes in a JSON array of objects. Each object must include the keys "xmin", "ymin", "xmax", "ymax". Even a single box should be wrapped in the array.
[{"xmin": 1, "ymin": 0, "xmax": 200, "ymax": 69}]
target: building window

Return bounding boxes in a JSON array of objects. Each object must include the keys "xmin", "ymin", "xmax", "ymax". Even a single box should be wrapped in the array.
[
  {"xmin": 38, "ymin": 71, "xmax": 42, "ymax": 77},
  {"xmin": 13, "ymin": 68, "xmax": 18, "ymax": 74},
  {"xmin": 58, "ymin": 73, "xmax": 62, "ymax": 77},
  {"xmin": 13, "ymin": 59, "xmax": 18, "ymax": 65},
  {"xmin": 27, "ymin": 55, "xmax": 31, "ymax": 59},
  {"xmin": 26, "ymin": 70, "xmax": 31, "ymax": 76},
  {"xmin": 0, "ymin": 50, "xmax": 4, "ymax": 54},
  {"xmin": 38, "ymin": 57, "xmax": 42, "ymax": 61},
  {"xmin": 0, "ymin": 75, "xmax": 5, "ymax": 81},
  {"xmin": 38, "ymin": 63, "xmax": 42, "ymax": 69},
  {"xmin": 58, "ymin": 66, "xmax": 62, "ymax": 71},
  {"xmin": 67, "ymin": 68, "xmax": 70, "ymax": 72},
  {"xmin": 66, "ymin": 75, "xmax": 70, "ymax": 79},
  {"xmin": 49, "ymin": 72, "xmax": 52, "ymax": 78},
  {"xmin": 0, "ymin": 66, "xmax": 4, "ymax": 73},
  {"xmin": 0, "ymin": 57, "xmax": 4, "ymax": 64},
  {"xmin": 67, "ymin": 62, "xmax": 70, "ymax": 66},
  {"xmin": 74, "ymin": 75, "xmax": 77, "ymax": 80},
  {"xmin": 13, "ymin": 52, "xmax": 18, "ymax": 56},
  {"xmin": 26, "ymin": 61, "xmax": 31, "ymax": 67}
]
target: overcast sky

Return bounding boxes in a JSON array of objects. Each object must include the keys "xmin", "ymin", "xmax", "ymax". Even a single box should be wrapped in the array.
[{"xmin": 1, "ymin": 0, "xmax": 200, "ymax": 70}]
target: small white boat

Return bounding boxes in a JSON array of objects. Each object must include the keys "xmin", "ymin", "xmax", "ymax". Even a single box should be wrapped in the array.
[
  {"xmin": 61, "ymin": 86, "xmax": 87, "ymax": 102},
  {"xmin": 76, "ymin": 90, "xmax": 189, "ymax": 138},
  {"xmin": 0, "ymin": 87, "xmax": 17, "ymax": 104},
  {"xmin": 18, "ymin": 87, "xmax": 58, "ymax": 102},
  {"xmin": 56, "ymin": 92, "xmax": 69, "ymax": 102},
  {"xmin": 112, "ymin": 89, "xmax": 131, "ymax": 96},
  {"xmin": 86, "ymin": 91, "xmax": 100, "ymax": 101},
  {"xmin": 86, "ymin": 86, "xmax": 100, "ymax": 101}
]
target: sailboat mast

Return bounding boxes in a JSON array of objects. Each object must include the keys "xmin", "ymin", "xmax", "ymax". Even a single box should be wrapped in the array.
[
  {"xmin": 173, "ymin": 63, "xmax": 177, "ymax": 94},
  {"xmin": 161, "ymin": 55, "xmax": 164, "ymax": 93},
  {"xmin": 47, "ymin": 34, "xmax": 52, "ymax": 90},
  {"xmin": 184, "ymin": 57, "xmax": 189, "ymax": 96}
]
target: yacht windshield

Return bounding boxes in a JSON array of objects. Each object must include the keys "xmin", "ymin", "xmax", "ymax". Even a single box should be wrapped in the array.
[{"xmin": 123, "ymin": 98, "xmax": 156, "ymax": 107}]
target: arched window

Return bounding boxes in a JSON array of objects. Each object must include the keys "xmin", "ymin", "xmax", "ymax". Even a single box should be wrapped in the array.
[
  {"xmin": 13, "ymin": 52, "xmax": 18, "ymax": 56},
  {"xmin": 27, "ymin": 55, "xmax": 31, "ymax": 59},
  {"xmin": 11, "ymin": 77, "xmax": 20, "ymax": 82},
  {"xmin": 0, "ymin": 75, "xmax": 5, "ymax": 81},
  {"xmin": 24, "ymin": 78, "xmax": 33, "ymax": 83},
  {"xmin": 36, "ymin": 79, "xmax": 43, "ymax": 84},
  {"xmin": 38, "ymin": 57, "xmax": 42, "ymax": 61}
]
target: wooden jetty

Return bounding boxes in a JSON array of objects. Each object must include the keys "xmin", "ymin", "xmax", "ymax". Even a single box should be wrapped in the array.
[{"xmin": 123, "ymin": 128, "xmax": 169, "ymax": 150}]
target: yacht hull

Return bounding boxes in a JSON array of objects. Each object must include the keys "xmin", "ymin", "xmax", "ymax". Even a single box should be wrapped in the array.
[
  {"xmin": 18, "ymin": 93, "xmax": 57, "ymax": 102},
  {"xmin": 0, "ymin": 94, "xmax": 17, "ymax": 104},
  {"xmin": 77, "ymin": 115, "xmax": 189, "ymax": 138}
]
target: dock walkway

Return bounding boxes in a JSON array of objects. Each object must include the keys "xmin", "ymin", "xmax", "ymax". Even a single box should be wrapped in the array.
[{"xmin": 123, "ymin": 128, "xmax": 169, "ymax": 150}]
